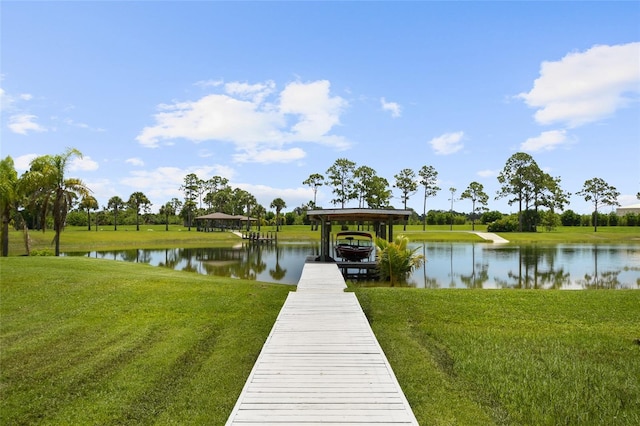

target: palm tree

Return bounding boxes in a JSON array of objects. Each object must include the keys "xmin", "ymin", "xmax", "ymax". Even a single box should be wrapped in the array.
[
  {"xmin": 253, "ymin": 204, "xmax": 266, "ymax": 231},
  {"xmin": 243, "ymin": 193, "xmax": 257, "ymax": 231},
  {"xmin": 107, "ymin": 196, "xmax": 124, "ymax": 231},
  {"xmin": 79, "ymin": 195, "xmax": 99, "ymax": 231},
  {"xmin": 0, "ymin": 156, "xmax": 19, "ymax": 256},
  {"xmin": 21, "ymin": 148, "xmax": 90, "ymax": 256},
  {"xmin": 127, "ymin": 192, "xmax": 152, "ymax": 231},
  {"xmin": 270, "ymin": 198, "xmax": 286, "ymax": 232},
  {"xmin": 375, "ymin": 235, "xmax": 425, "ymax": 286},
  {"xmin": 159, "ymin": 201, "xmax": 176, "ymax": 231}
]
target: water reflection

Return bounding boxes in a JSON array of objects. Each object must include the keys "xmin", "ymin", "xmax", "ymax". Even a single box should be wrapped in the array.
[
  {"xmin": 410, "ymin": 243, "xmax": 640, "ymax": 289},
  {"xmin": 66, "ymin": 243, "xmax": 319, "ymax": 285},
  {"xmin": 65, "ymin": 243, "xmax": 640, "ymax": 289}
]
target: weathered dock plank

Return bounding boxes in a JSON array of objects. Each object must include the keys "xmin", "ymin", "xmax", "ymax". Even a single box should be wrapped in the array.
[{"xmin": 226, "ymin": 262, "xmax": 418, "ymax": 425}]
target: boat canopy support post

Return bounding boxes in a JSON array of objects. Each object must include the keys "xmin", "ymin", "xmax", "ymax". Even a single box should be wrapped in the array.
[{"xmin": 320, "ymin": 220, "xmax": 332, "ymax": 262}]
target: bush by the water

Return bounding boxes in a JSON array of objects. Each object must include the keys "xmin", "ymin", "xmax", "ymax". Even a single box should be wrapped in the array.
[
  {"xmin": 487, "ymin": 216, "xmax": 519, "ymax": 232},
  {"xmin": 375, "ymin": 235, "xmax": 425, "ymax": 286}
]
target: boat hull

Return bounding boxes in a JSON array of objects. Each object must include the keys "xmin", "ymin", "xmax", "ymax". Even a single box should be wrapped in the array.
[{"xmin": 334, "ymin": 231, "xmax": 374, "ymax": 262}]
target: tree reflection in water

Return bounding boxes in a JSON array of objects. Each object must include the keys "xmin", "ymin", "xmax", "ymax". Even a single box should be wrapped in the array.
[
  {"xmin": 413, "ymin": 243, "xmax": 639, "ymax": 289},
  {"xmin": 65, "ymin": 242, "xmax": 639, "ymax": 289}
]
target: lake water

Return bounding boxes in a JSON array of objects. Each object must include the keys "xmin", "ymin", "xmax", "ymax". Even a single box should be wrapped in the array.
[{"xmin": 65, "ymin": 242, "xmax": 640, "ymax": 289}]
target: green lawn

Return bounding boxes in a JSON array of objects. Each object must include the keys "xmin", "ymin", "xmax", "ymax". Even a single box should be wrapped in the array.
[
  {"xmin": 0, "ymin": 257, "xmax": 291, "ymax": 425},
  {"xmin": 355, "ymin": 288, "xmax": 640, "ymax": 425},
  {"xmin": 2, "ymin": 226, "xmax": 640, "ymax": 424}
]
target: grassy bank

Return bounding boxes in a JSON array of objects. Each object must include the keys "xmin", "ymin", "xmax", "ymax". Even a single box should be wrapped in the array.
[
  {"xmin": 355, "ymin": 288, "xmax": 640, "ymax": 425},
  {"xmin": 6, "ymin": 224, "xmax": 639, "ymax": 255},
  {"xmin": 6, "ymin": 225, "xmax": 240, "ymax": 255},
  {"xmin": 3, "ymin": 257, "xmax": 639, "ymax": 424},
  {"xmin": 0, "ymin": 257, "xmax": 291, "ymax": 425}
]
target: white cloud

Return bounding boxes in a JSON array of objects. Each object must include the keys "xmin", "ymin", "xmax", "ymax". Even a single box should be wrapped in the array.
[
  {"xmin": 518, "ymin": 42, "xmax": 640, "ymax": 128},
  {"xmin": 279, "ymin": 80, "xmax": 348, "ymax": 144},
  {"xmin": 233, "ymin": 147, "xmax": 306, "ymax": 164},
  {"xmin": 63, "ymin": 118, "xmax": 105, "ymax": 132},
  {"xmin": 225, "ymin": 80, "xmax": 275, "ymax": 103},
  {"xmin": 137, "ymin": 93, "xmax": 285, "ymax": 148},
  {"xmin": 8, "ymin": 114, "xmax": 47, "ymax": 135},
  {"xmin": 477, "ymin": 169, "xmax": 498, "ymax": 178},
  {"xmin": 195, "ymin": 79, "xmax": 224, "ymax": 88},
  {"xmin": 0, "ymin": 87, "xmax": 10, "ymax": 110},
  {"xmin": 14, "ymin": 153, "xmax": 38, "ymax": 171},
  {"xmin": 1, "ymin": 86, "xmax": 36, "ymax": 112},
  {"xmin": 126, "ymin": 157, "xmax": 145, "ymax": 166},
  {"xmin": 197, "ymin": 149, "xmax": 214, "ymax": 158},
  {"xmin": 520, "ymin": 130, "xmax": 571, "ymax": 152},
  {"xmin": 380, "ymin": 97, "xmax": 401, "ymax": 118},
  {"xmin": 429, "ymin": 131, "xmax": 464, "ymax": 155},
  {"xmin": 83, "ymin": 178, "xmax": 117, "ymax": 205},
  {"xmin": 70, "ymin": 156, "xmax": 99, "ymax": 172},
  {"xmin": 136, "ymin": 79, "xmax": 350, "ymax": 162},
  {"xmin": 8, "ymin": 153, "xmax": 98, "ymax": 173},
  {"xmin": 618, "ymin": 194, "xmax": 639, "ymax": 208}
]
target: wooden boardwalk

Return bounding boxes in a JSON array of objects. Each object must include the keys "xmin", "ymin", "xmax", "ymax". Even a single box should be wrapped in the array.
[{"xmin": 226, "ymin": 262, "xmax": 418, "ymax": 425}]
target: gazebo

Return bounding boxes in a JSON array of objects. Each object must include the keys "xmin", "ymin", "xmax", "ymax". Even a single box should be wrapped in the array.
[
  {"xmin": 194, "ymin": 212, "xmax": 256, "ymax": 232},
  {"xmin": 306, "ymin": 208, "xmax": 412, "ymax": 262}
]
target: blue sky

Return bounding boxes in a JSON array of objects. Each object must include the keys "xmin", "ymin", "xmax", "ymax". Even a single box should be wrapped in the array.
[{"xmin": 2, "ymin": 1, "xmax": 639, "ymax": 215}]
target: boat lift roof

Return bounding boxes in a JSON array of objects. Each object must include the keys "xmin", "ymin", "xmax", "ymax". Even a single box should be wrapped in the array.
[{"xmin": 307, "ymin": 208, "xmax": 412, "ymax": 222}]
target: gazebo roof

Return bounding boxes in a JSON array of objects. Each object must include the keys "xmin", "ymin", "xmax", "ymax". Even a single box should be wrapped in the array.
[
  {"xmin": 195, "ymin": 212, "xmax": 237, "ymax": 220},
  {"xmin": 307, "ymin": 208, "xmax": 411, "ymax": 222},
  {"xmin": 195, "ymin": 212, "xmax": 256, "ymax": 221}
]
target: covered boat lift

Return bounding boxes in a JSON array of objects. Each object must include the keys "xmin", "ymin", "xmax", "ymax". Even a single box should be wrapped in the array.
[{"xmin": 306, "ymin": 208, "xmax": 412, "ymax": 262}]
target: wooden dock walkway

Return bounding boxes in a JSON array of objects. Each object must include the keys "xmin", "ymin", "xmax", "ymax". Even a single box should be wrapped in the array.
[{"xmin": 226, "ymin": 262, "xmax": 418, "ymax": 425}]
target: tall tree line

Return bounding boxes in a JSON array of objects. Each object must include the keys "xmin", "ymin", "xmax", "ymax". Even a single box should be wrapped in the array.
[{"xmin": 0, "ymin": 149, "xmax": 630, "ymax": 257}]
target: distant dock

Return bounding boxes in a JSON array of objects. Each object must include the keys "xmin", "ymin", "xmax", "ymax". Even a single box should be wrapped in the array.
[{"xmin": 239, "ymin": 231, "xmax": 277, "ymax": 244}]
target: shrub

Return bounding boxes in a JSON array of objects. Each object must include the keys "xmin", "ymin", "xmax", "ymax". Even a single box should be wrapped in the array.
[
  {"xmin": 30, "ymin": 249, "xmax": 54, "ymax": 256},
  {"xmin": 623, "ymin": 213, "xmax": 638, "ymax": 226},
  {"xmin": 454, "ymin": 215, "xmax": 467, "ymax": 225},
  {"xmin": 65, "ymin": 210, "xmax": 88, "ymax": 226},
  {"xmin": 375, "ymin": 235, "xmax": 425, "ymax": 286},
  {"xmin": 481, "ymin": 210, "xmax": 503, "ymax": 224},
  {"xmin": 487, "ymin": 216, "xmax": 519, "ymax": 232},
  {"xmin": 580, "ymin": 215, "xmax": 591, "ymax": 227},
  {"xmin": 541, "ymin": 211, "xmax": 561, "ymax": 231},
  {"xmin": 560, "ymin": 210, "xmax": 581, "ymax": 226},
  {"xmin": 592, "ymin": 212, "xmax": 609, "ymax": 227}
]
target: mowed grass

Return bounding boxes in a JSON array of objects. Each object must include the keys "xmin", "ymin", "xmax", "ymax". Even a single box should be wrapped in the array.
[
  {"xmin": 7, "ymin": 224, "xmax": 638, "ymax": 256},
  {"xmin": 0, "ymin": 256, "xmax": 291, "ymax": 425},
  {"xmin": 7, "ymin": 225, "xmax": 240, "ymax": 255},
  {"xmin": 3, "ymin": 226, "xmax": 640, "ymax": 424},
  {"xmin": 354, "ymin": 288, "xmax": 640, "ymax": 425}
]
